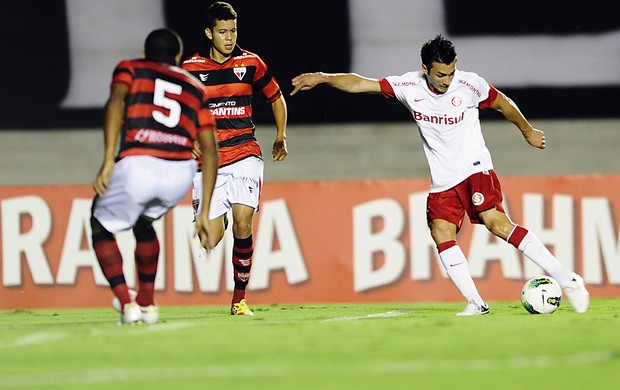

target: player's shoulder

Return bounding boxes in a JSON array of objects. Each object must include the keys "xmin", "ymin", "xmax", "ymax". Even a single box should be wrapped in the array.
[
  {"xmin": 114, "ymin": 58, "xmax": 139, "ymax": 70},
  {"xmin": 385, "ymin": 70, "xmax": 425, "ymax": 86},
  {"xmin": 454, "ymin": 69, "xmax": 487, "ymax": 85},
  {"xmin": 453, "ymin": 69, "xmax": 489, "ymax": 94},
  {"xmin": 235, "ymin": 48, "xmax": 267, "ymax": 65},
  {"xmin": 182, "ymin": 53, "xmax": 208, "ymax": 69},
  {"xmin": 160, "ymin": 63, "xmax": 206, "ymax": 91}
]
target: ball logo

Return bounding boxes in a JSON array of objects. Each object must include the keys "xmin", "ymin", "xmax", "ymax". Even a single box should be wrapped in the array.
[
  {"xmin": 451, "ymin": 96, "xmax": 462, "ymax": 107},
  {"xmin": 472, "ymin": 192, "xmax": 484, "ymax": 206}
]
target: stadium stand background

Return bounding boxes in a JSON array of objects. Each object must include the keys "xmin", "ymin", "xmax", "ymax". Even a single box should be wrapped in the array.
[
  {"xmin": 1, "ymin": 0, "xmax": 618, "ymax": 186},
  {"xmin": 1, "ymin": 0, "xmax": 618, "ymax": 129}
]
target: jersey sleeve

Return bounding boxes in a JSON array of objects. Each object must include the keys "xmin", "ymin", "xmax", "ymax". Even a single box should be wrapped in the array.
[
  {"xmin": 111, "ymin": 59, "xmax": 134, "ymax": 89},
  {"xmin": 379, "ymin": 78, "xmax": 396, "ymax": 98},
  {"xmin": 253, "ymin": 55, "xmax": 282, "ymax": 103},
  {"xmin": 478, "ymin": 84, "xmax": 498, "ymax": 110}
]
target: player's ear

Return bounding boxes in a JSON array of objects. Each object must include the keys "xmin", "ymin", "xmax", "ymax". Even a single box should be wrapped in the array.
[
  {"xmin": 205, "ymin": 28, "xmax": 213, "ymax": 40},
  {"xmin": 421, "ymin": 63, "xmax": 428, "ymax": 76}
]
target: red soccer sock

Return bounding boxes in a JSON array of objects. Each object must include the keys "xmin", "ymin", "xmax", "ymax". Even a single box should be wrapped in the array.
[
  {"xmin": 231, "ymin": 236, "xmax": 253, "ymax": 305},
  {"xmin": 134, "ymin": 237, "xmax": 159, "ymax": 306},
  {"xmin": 232, "ymin": 289, "xmax": 246, "ymax": 305},
  {"xmin": 92, "ymin": 235, "xmax": 131, "ymax": 305}
]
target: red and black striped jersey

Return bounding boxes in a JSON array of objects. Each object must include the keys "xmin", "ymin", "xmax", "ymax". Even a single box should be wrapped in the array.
[
  {"xmin": 111, "ymin": 59, "xmax": 215, "ymax": 161},
  {"xmin": 182, "ymin": 45, "xmax": 282, "ymax": 167}
]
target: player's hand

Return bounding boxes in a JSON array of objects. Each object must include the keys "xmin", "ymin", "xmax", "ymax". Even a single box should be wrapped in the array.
[
  {"xmin": 191, "ymin": 142, "xmax": 202, "ymax": 159},
  {"xmin": 290, "ymin": 72, "xmax": 323, "ymax": 96},
  {"xmin": 195, "ymin": 212, "xmax": 215, "ymax": 252},
  {"xmin": 93, "ymin": 161, "xmax": 114, "ymax": 196},
  {"xmin": 523, "ymin": 128, "xmax": 546, "ymax": 149},
  {"xmin": 272, "ymin": 139, "xmax": 288, "ymax": 162}
]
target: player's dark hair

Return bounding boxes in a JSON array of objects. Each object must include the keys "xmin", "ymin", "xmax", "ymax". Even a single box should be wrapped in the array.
[
  {"xmin": 421, "ymin": 34, "xmax": 457, "ymax": 70},
  {"xmin": 144, "ymin": 28, "xmax": 183, "ymax": 65},
  {"xmin": 205, "ymin": 1, "xmax": 237, "ymax": 29}
]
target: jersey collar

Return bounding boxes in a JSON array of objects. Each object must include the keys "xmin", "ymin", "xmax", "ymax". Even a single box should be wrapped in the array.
[{"xmin": 197, "ymin": 44, "xmax": 243, "ymax": 63}]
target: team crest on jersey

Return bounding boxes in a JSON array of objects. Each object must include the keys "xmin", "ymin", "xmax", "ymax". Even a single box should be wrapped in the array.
[
  {"xmin": 233, "ymin": 66, "xmax": 246, "ymax": 80},
  {"xmin": 472, "ymin": 192, "xmax": 485, "ymax": 206},
  {"xmin": 451, "ymin": 96, "xmax": 462, "ymax": 107}
]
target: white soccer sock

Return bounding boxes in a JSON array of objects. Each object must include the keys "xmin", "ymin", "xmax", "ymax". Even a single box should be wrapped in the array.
[
  {"xmin": 513, "ymin": 230, "xmax": 573, "ymax": 286},
  {"xmin": 439, "ymin": 245, "xmax": 484, "ymax": 304}
]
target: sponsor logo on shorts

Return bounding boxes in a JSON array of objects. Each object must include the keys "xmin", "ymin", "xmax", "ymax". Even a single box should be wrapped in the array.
[{"xmin": 472, "ymin": 192, "xmax": 485, "ymax": 206}]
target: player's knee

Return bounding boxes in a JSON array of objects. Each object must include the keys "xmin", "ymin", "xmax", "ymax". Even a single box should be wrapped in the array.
[
  {"xmin": 90, "ymin": 216, "xmax": 113, "ymax": 242},
  {"xmin": 429, "ymin": 219, "xmax": 456, "ymax": 244},
  {"xmin": 232, "ymin": 219, "xmax": 252, "ymax": 238},
  {"xmin": 133, "ymin": 217, "xmax": 156, "ymax": 242},
  {"xmin": 483, "ymin": 217, "xmax": 513, "ymax": 240}
]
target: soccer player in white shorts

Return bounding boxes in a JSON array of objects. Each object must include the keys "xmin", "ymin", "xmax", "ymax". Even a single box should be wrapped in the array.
[
  {"xmin": 182, "ymin": 2, "xmax": 288, "ymax": 316},
  {"xmin": 90, "ymin": 28, "xmax": 218, "ymax": 325},
  {"xmin": 192, "ymin": 156, "xmax": 264, "ymax": 225}
]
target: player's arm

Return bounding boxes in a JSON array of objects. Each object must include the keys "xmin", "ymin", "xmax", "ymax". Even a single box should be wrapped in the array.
[
  {"xmin": 195, "ymin": 129, "xmax": 219, "ymax": 251},
  {"xmin": 271, "ymin": 95, "xmax": 288, "ymax": 162},
  {"xmin": 93, "ymin": 83, "xmax": 129, "ymax": 196},
  {"xmin": 492, "ymin": 89, "xmax": 546, "ymax": 150},
  {"xmin": 290, "ymin": 72, "xmax": 381, "ymax": 96}
]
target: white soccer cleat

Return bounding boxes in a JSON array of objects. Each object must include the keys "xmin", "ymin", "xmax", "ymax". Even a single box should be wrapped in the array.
[
  {"xmin": 140, "ymin": 304, "xmax": 160, "ymax": 324},
  {"xmin": 112, "ymin": 289, "xmax": 137, "ymax": 313},
  {"xmin": 119, "ymin": 302, "xmax": 142, "ymax": 325},
  {"xmin": 456, "ymin": 300, "xmax": 490, "ymax": 316},
  {"xmin": 112, "ymin": 290, "xmax": 159, "ymax": 324},
  {"xmin": 561, "ymin": 273, "xmax": 590, "ymax": 313}
]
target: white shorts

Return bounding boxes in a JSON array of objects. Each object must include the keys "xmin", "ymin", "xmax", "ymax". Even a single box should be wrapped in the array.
[
  {"xmin": 192, "ymin": 156, "xmax": 264, "ymax": 220},
  {"xmin": 93, "ymin": 155, "xmax": 197, "ymax": 233}
]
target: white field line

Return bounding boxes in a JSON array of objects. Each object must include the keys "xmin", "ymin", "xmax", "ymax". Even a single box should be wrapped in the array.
[
  {"xmin": 0, "ymin": 331, "xmax": 70, "ymax": 348},
  {"xmin": 323, "ymin": 310, "xmax": 409, "ymax": 321},
  {"xmin": 0, "ymin": 321, "xmax": 196, "ymax": 349},
  {"xmin": 0, "ymin": 350, "xmax": 614, "ymax": 387}
]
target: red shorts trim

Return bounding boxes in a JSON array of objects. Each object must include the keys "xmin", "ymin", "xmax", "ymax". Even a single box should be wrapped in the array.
[{"xmin": 426, "ymin": 170, "xmax": 505, "ymax": 230}]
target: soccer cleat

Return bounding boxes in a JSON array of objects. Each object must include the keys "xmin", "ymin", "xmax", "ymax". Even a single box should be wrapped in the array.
[
  {"xmin": 140, "ymin": 304, "xmax": 160, "ymax": 324},
  {"xmin": 231, "ymin": 299, "xmax": 254, "ymax": 316},
  {"xmin": 456, "ymin": 300, "xmax": 490, "ymax": 316},
  {"xmin": 120, "ymin": 302, "xmax": 142, "ymax": 325},
  {"xmin": 112, "ymin": 289, "xmax": 158, "ymax": 324},
  {"xmin": 112, "ymin": 289, "xmax": 137, "ymax": 313},
  {"xmin": 561, "ymin": 273, "xmax": 590, "ymax": 313}
]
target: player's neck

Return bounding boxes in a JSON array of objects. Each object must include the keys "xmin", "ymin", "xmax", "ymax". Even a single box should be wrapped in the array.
[
  {"xmin": 424, "ymin": 77, "xmax": 442, "ymax": 95},
  {"xmin": 209, "ymin": 47, "xmax": 232, "ymax": 64}
]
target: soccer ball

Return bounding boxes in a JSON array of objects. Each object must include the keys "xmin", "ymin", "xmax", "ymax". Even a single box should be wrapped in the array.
[{"xmin": 520, "ymin": 276, "xmax": 562, "ymax": 314}]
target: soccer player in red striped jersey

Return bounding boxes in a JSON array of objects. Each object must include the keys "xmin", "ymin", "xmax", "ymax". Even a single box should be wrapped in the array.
[
  {"xmin": 182, "ymin": 1, "xmax": 288, "ymax": 316},
  {"xmin": 291, "ymin": 34, "xmax": 590, "ymax": 316},
  {"xmin": 90, "ymin": 28, "xmax": 219, "ymax": 324}
]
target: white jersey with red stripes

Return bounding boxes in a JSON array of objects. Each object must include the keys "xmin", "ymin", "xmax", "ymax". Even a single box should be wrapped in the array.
[{"xmin": 380, "ymin": 69, "xmax": 497, "ymax": 192}]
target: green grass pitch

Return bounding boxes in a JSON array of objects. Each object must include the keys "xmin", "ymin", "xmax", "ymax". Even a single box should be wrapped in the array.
[{"xmin": 1, "ymin": 299, "xmax": 619, "ymax": 389}]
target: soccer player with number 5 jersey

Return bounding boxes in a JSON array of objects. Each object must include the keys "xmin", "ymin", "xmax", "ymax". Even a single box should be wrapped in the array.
[
  {"xmin": 291, "ymin": 34, "xmax": 590, "ymax": 316},
  {"xmin": 90, "ymin": 28, "xmax": 219, "ymax": 325}
]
